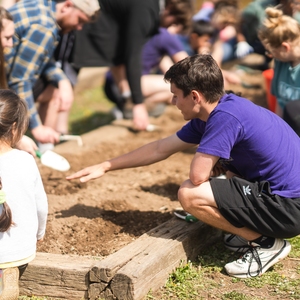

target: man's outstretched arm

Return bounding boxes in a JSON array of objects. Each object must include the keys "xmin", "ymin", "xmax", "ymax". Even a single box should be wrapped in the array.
[{"xmin": 66, "ymin": 134, "xmax": 195, "ymax": 183}]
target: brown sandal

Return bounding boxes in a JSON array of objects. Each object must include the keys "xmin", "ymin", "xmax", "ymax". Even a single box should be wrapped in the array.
[{"xmin": 0, "ymin": 267, "xmax": 19, "ymax": 300}]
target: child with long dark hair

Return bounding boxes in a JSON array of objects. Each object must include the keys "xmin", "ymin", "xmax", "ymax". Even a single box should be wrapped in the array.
[{"xmin": 0, "ymin": 89, "xmax": 48, "ymax": 299}]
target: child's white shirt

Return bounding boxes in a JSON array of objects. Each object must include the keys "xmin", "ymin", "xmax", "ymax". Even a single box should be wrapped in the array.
[{"xmin": 0, "ymin": 149, "xmax": 48, "ymax": 264}]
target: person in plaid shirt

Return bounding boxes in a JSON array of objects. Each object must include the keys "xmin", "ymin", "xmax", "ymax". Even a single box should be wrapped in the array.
[{"xmin": 5, "ymin": 0, "xmax": 99, "ymax": 151}]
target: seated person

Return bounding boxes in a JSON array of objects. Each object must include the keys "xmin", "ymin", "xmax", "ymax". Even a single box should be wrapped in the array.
[
  {"xmin": 189, "ymin": 20, "xmax": 216, "ymax": 55},
  {"xmin": 189, "ymin": 20, "xmax": 241, "ymax": 87}
]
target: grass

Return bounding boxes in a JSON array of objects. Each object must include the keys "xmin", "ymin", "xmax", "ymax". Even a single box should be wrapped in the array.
[
  {"xmin": 68, "ymin": 85, "xmax": 114, "ymax": 135},
  {"xmin": 145, "ymin": 236, "xmax": 300, "ymax": 300},
  {"xmin": 19, "ymin": 237, "xmax": 300, "ymax": 300}
]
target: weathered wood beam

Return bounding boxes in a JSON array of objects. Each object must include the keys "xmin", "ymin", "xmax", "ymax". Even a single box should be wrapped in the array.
[
  {"xmin": 19, "ymin": 218, "xmax": 222, "ymax": 300},
  {"xmin": 89, "ymin": 218, "xmax": 222, "ymax": 300}
]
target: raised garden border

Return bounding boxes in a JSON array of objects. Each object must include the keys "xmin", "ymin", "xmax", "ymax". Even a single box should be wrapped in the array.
[{"xmin": 20, "ymin": 217, "xmax": 221, "ymax": 299}]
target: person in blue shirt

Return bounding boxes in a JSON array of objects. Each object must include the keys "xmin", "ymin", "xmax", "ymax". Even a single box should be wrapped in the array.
[{"xmin": 67, "ymin": 54, "xmax": 300, "ymax": 279}]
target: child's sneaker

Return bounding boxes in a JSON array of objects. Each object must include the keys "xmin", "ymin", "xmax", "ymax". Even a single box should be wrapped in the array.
[
  {"xmin": 224, "ymin": 239, "xmax": 291, "ymax": 278},
  {"xmin": 0, "ymin": 267, "xmax": 19, "ymax": 300},
  {"xmin": 224, "ymin": 234, "xmax": 249, "ymax": 253}
]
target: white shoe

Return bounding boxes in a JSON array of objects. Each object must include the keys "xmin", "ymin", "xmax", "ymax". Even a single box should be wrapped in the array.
[
  {"xmin": 40, "ymin": 150, "xmax": 70, "ymax": 172},
  {"xmin": 224, "ymin": 234, "xmax": 249, "ymax": 253},
  {"xmin": 225, "ymin": 239, "xmax": 291, "ymax": 278},
  {"xmin": 111, "ymin": 106, "xmax": 124, "ymax": 120}
]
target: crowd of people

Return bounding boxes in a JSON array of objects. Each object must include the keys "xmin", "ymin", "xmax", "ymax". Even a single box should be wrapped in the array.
[{"xmin": 1, "ymin": 0, "xmax": 300, "ymax": 299}]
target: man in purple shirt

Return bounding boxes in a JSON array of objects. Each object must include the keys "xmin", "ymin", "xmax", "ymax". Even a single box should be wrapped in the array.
[{"xmin": 67, "ymin": 54, "xmax": 300, "ymax": 279}]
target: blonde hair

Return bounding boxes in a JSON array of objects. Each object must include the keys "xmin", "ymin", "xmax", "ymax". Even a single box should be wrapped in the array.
[{"xmin": 258, "ymin": 6, "xmax": 300, "ymax": 48}]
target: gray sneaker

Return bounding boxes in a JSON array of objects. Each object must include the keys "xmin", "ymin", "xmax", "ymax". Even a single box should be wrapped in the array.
[
  {"xmin": 224, "ymin": 239, "xmax": 291, "ymax": 278},
  {"xmin": 224, "ymin": 234, "xmax": 249, "ymax": 253}
]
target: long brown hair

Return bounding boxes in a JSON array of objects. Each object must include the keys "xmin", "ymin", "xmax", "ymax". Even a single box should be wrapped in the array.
[
  {"xmin": 0, "ymin": 89, "xmax": 29, "ymax": 147},
  {"xmin": 0, "ymin": 7, "xmax": 13, "ymax": 89},
  {"xmin": 0, "ymin": 176, "xmax": 13, "ymax": 232},
  {"xmin": 0, "ymin": 89, "xmax": 29, "ymax": 232}
]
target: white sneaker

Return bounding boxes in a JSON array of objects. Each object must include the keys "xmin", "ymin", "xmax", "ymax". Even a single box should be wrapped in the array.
[
  {"xmin": 111, "ymin": 107, "xmax": 124, "ymax": 120},
  {"xmin": 225, "ymin": 239, "xmax": 291, "ymax": 278},
  {"xmin": 224, "ymin": 234, "xmax": 249, "ymax": 253}
]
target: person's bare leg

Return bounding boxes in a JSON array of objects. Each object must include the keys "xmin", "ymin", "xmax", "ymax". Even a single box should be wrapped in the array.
[
  {"xmin": 178, "ymin": 179, "xmax": 261, "ymax": 241},
  {"xmin": 56, "ymin": 111, "xmax": 69, "ymax": 134},
  {"xmin": 141, "ymin": 74, "xmax": 172, "ymax": 105},
  {"xmin": 111, "ymin": 65, "xmax": 131, "ymax": 97},
  {"xmin": 158, "ymin": 55, "xmax": 174, "ymax": 74},
  {"xmin": 37, "ymin": 84, "xmax": 60, "ymax": 130}
]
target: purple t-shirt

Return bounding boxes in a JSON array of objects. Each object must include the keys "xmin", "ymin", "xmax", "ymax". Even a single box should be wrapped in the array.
[
  {"xmin": 177, "ymin": 93, "xmax": 300, "ymax": 198},
  {"xmin": 141, "ymin": 27, "xmax": 184, "ymax": 75}
]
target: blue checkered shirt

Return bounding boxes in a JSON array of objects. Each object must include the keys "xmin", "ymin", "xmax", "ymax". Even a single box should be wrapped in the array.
[{"xmin": 5, "ymin": 0, "xmax": 67, "ymax": 129}]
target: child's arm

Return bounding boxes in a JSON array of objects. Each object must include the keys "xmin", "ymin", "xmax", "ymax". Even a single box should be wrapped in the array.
[{"xmin": 34, "ymin": 168, "xmax": 48, "ymax": 241}]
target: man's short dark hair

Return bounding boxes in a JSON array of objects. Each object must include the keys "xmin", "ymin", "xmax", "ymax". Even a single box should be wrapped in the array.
[{"xmin": 164, "ymin": 54, "xmax": 225, "ymax": 103}]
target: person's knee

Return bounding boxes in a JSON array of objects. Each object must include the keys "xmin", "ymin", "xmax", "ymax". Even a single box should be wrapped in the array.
[
  {"xmin": 178, "ymin": 179, "xmax": 199, "ymax": 211},
  {"xmin": 37, "ymin": 85, "xmax": 59, "ymax": 104},
  {"xmin": 178, "ymin": 179, "xmax": 214, "ymax": 212}
]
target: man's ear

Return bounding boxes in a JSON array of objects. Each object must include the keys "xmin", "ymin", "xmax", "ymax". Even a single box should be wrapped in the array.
[{"xmin": 191, "ymin": 90, "xmax": 202, "ymax": 103}]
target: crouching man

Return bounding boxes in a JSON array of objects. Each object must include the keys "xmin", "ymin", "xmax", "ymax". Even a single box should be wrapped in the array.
[{"xmin": 67, "ymin": 54, "xmax": 300, "ymax": 278}]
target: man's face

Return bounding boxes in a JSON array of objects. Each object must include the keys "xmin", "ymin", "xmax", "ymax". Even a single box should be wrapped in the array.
[
  {"xmin": 170, "ymin": 83, "xmax": 197, "ymax": 121},
  {"xmin": 1, "ymin": 19, "xmax": 14, "ymax": 48},
  {"xmin": 58, "ymin": 6, "xmax": 90, "ymax": 34}
]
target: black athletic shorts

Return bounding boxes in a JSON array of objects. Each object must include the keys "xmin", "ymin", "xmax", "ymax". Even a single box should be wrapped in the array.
[{"xmin": 210, "ymin": 176, "xmax": 300, "ymax": 238}]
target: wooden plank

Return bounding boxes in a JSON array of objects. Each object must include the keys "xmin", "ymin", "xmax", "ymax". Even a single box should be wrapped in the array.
[
  {"xmin": 19, "ymin": 218, "xmax": 222, "ymax": 300},
  {"xmin": 89, "ymin": 217, "xmax": 222, "ymax": 300},
  {"xmin": 19, "ymin": 252, "xmax": 97, "ymax": 299}
]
